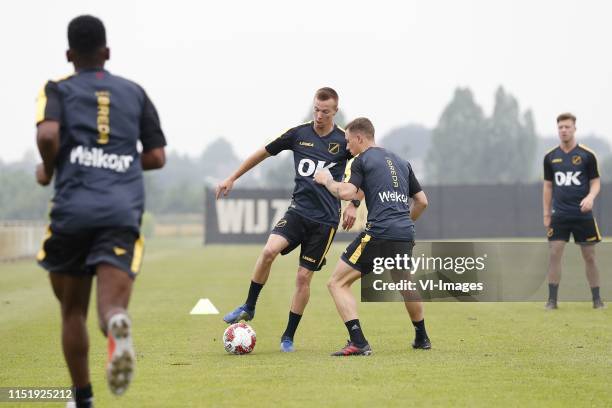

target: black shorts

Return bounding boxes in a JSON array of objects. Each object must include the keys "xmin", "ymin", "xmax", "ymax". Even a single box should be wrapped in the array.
[
  {"xmin": 341, "ymin": 232, "xmax": 415, "ymax": 274},
  {"xmin": 37, "ymin": 226, "xmax": 144, "ymax": 278},
  {"xmin": 271, "ymin": 211, "xmax": 337, "ymax": 272},
  {"xmin": 547, "ymin": 216, "xmax": 602, "ymax": 244}
]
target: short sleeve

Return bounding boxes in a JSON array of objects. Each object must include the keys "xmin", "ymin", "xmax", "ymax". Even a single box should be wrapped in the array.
[
  {"xmin": 543, "ymin": 155, "xmax": 553, "ymax": 181},
  {"xmin": 407, "ymin": 162, "xmax": 422, "ymax": 197},
  {"xmin": 346, "ymin": 156, "xmax": 364, "ymax": 189},
  {"xmin": 36, "ymin": 81, "xmax": 62, "ymax": 125},
  {"xmin": 140, "ymin": 91, "xmax": 166, "ymax": 151},
  {"xmin": 265, "ymin": 127, "xmax": 296, "ymax": 155},
  {"xmin": 585, "ymin": 151, "xmax": 600, "ymax": 179}
]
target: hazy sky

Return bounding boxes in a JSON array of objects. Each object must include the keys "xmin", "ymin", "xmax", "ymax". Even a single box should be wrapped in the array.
[{"xmin": 2, "ymin": 0, "xmax": 612, "ymax": 162}]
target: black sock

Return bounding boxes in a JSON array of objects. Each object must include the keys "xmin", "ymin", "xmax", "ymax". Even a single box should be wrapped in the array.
[
  {"xmin": 245, "ymin": 281, "xmax": 263, "ymax": 310},
  {"xmin": 548, "ymin": 283, "xmax": 559, "ymax": 301},
  {"xmin": 591, "ymin": 286, "xmax": 600, "ymax": 301},
  {"xmin": 345, "ymin": 319, "xmax": 368, "ymax": 347},
  {"xmin": 412, "ymin": 319, "xmax": 428, "ymax": 341},
  {"xmin": 282, "ymin": 311, "xmax": 302, "ymax": 340},
  {"xmin": 74, "ymin": 383, "xmax": 93, "ymax": 408}
]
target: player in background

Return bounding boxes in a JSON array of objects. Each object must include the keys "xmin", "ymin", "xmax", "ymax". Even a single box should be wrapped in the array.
[
  {"xmin": 216, "ymin": 88, "xmax": 357, "ymax": 352},
  {"xmin": 543, "ymin": 113, "xmax": 603, "ymax": 309},
  {"xmin": 35, "ymin": 15, "xmax": 166, "ymax": 407},
  {"xmin": 314, "ymin": 117, "xmax": 430, "ymax": 356}
]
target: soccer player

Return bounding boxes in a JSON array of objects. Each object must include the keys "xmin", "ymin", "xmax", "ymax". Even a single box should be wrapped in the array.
[
  {"xmin": 314, "ymin": 117, "xmax": 430, "ymax": 356},
  {"xmin": 35, "ymin": 15, "xmax": 166, "ymax": 407},
  {"xmin": 216, "ymin": 87, "xmax": 356, "ymax": 352},
  {"xmin": 543, "ymin": 113, "xmax": 603, "ymax": 310}
]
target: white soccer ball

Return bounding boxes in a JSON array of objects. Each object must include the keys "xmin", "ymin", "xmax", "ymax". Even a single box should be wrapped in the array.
[{"xmin": 223, "ymin": 323, "xmax": 256, "ymax": 355}]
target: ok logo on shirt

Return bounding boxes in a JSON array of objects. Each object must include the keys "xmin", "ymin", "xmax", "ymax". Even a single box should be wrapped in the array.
[
  {"xmin": 554, "ymin": 171, "xmax": 581, "ymax": 186},
  {"xmin": 297, "ymin": 159, "xmax": 337, "ymax": 177}
]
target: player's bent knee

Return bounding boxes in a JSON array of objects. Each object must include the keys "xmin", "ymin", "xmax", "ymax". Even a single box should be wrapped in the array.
[
  {"xmin": 296, "ymin": 274, "xmax": 311, "ymax": 290},
  {"xmin": 296, "ymin": 267, "xmax": 313, "ymax": 287},
  {"xmin": 327, "ymin": 277, "xmax": 339, "ymax": 292},
  {"xmin": 261, "ymin": 246, "xmax": 280, "ymax": 263}
]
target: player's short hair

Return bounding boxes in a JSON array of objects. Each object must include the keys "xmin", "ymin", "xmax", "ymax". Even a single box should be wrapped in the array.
[
  {"xmin": 346, "ymin": 117, "xmax": 375, "ymax": 140},
  {"xmin": 315, "ymin": 87, "xmax": 339, "ymax": 105},
  {"xmin": 68, "ymin": 15, "xmax": 106, "ymax": 55},
  {"xmin": 557, "ymin": 112, "xmax": 576, "ymax": 124}
]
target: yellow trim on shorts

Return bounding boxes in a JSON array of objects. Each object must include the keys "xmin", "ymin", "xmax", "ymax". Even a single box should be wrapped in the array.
[
  {"xmin": 594, "ymin": 218, "xmax": 602, "ymax": 241},
  {"xmin": 349, "ymin": 234, "xmax": 371, "ymax": 264},
  {"xmin": 36, "ymin": 226, "xmax": 52, "ymax": 261},
  {"xmin": 131, "ymin": 235, "xmax": 145, "ymax": 274},
  {"xmin": 317, "ymin": 228, "xmax": 336, "ymax": 268}
]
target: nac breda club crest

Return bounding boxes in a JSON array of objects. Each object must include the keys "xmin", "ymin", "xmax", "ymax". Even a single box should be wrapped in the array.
[{"xmin": 328, "ymin": 143, "xmax": 340, "ymax": 154}]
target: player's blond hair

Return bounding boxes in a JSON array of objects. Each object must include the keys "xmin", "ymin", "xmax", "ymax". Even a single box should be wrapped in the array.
[{"xmin": 346, "ymin": 117, "xmax": 375, "ymax": 140}]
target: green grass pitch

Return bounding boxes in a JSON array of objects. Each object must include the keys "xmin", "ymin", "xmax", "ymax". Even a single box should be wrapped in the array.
[{"xmin": 1, "ymin": 237, "xmax": 611, "ymax": 407}]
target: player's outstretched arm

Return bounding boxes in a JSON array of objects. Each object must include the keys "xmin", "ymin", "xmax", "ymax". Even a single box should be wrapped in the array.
[
  {"xmin": 35, "ymin": 120, "xmax": 60, "ymax": 186},
  {"xmin": 410, "ymin": 191, "xmax": 428, "ymax": 221},
  {"xmin": 216, "ymin": 147, "xmax": 271, "ymax": 199},
  {"xmin": 141, "ymin": 147, "xmax": 166, "ymax": 170},
  {"xmin": 542, "ymin": 180, "xmax": 553, "ymax": 227}
]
